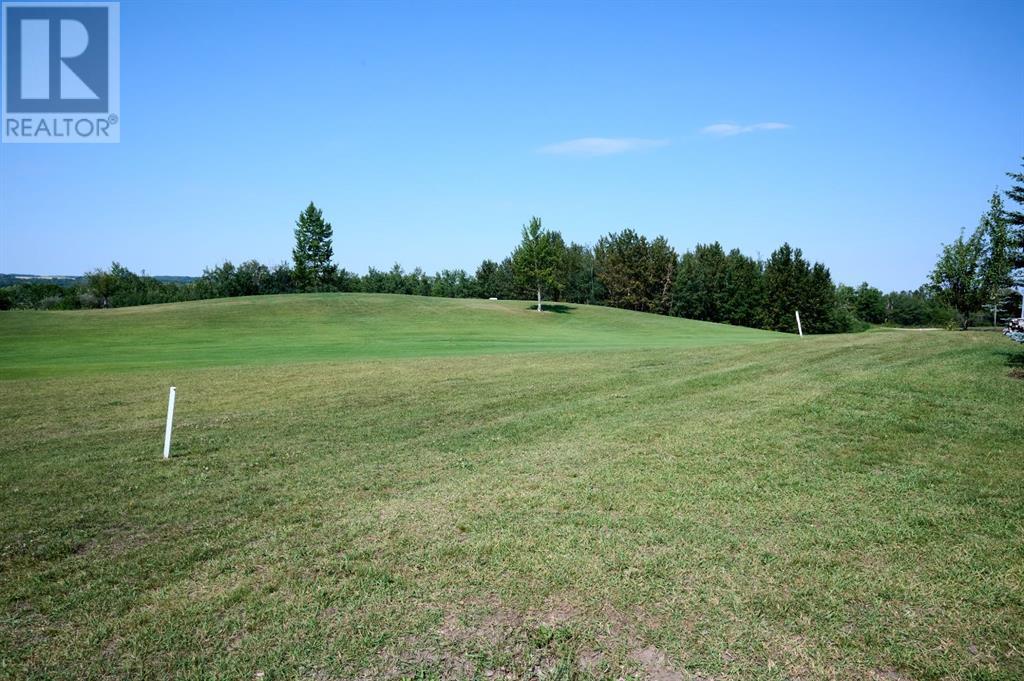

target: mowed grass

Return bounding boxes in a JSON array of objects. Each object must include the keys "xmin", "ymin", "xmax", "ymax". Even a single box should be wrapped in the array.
[
  {"xmin": 0, "ymin": 294, "xmax": 777, "ymax": 379},
  {"xmin": 1, "ymin": 294, "xmax": 1022, "ymax": 680}
]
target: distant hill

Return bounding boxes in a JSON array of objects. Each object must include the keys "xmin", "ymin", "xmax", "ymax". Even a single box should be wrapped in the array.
[
  {"xmin": 0, "ymin": 274, "xmax": 80, "ymax": 287},
  {"xmin": 0, "ymin": 273, "xmax": 197, "ymax": 287}
]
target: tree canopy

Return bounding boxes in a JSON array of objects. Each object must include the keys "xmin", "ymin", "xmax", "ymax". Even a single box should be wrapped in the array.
[{"xmin": 511, "ymin": 217, "xmax": 556, "ymax": 311}]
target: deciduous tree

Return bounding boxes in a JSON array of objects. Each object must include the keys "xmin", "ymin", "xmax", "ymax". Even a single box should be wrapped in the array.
[
  {"xmin": 930, "ymin": 228, "xmax": 987, "ymax": 329},
  {"xmin": 854, "ymin": 282, "xmax": 886, "ymax": 324},
  {"xmin": 512, "ymin": 217, "xmax": 555, "ymax": 311}
]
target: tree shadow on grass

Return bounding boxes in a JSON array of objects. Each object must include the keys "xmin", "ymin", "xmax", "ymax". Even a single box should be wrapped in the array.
[
  {"xmin": 524, "ymin": 304, "xmax": 575, "ymax": 314},
  {"xmin": 995, "ymin": 349, "xmax": 1024, "ymax": 379},
  {"xmin": 999, "ymin": 349, "xmax": 1024, "ymax": 368}
]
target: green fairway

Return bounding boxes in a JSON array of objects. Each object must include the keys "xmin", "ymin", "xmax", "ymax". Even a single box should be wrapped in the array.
[{"xmin": 1, "ymin": 295, "xmax": 1022, "ymax": 680}]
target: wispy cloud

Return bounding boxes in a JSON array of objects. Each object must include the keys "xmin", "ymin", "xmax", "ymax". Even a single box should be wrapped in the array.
[
  {"xmin": 538, "ymin": 137, "xmax": 670, "ymax": 156},
  {"xmin": 700, "ymin": 122, "xmax": 791, "ymax": 137}
]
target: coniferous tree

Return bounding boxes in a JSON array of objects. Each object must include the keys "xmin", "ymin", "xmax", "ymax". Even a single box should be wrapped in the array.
[
  {"xmin": 1006, "ymin": 157, "xmax": 1024, "ymax": 229},
  {"xmin": 1003, "ymin": 160, "xmax": 1024, "ymax": 303},
  {"xmin": 595, "ymin": 229, "xmax": 651, "ymax": 311},
  {"xmin": 560, "ymin": 243, "xmax": 598, "ymax": 305},
  {"xmin": 672, "ymin": 242, "xmax": 728, "ymax": 321},
  {"xmin": 292, "ymin": 202, "xmax": 335, "ymax": 290},
  {"xmin": 494, "ymin": 258, "xmax": 517, "ymax": 300},
  {"xmin": 474, "ymin": 259, "xmax": 500, "ymax": 298},
  {"xmin": 722, "ymin": 249, "xmax": 764, "ymax": 326},
  {"xmin": 803, "ymin": 262, "xmax": 839, "ymax": 333},
  {"xmin": 594, "ymin": 229, "xmax": 675, "ymax": 313},
  {"xmin": 762, "ymin": 243, "xmax": 810, "ymax": 332}
]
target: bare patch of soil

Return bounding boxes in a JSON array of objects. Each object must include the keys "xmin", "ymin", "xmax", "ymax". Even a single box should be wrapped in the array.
[
  {"xmin": 631, "ymin": 645, "xmax": 684, "ymax": 681},
  {"xmin": 361, "ymin": 596, "xmax": 702, "ymax": 680},
  {"xmin": 73, "ymin": 526, "xmax": 149, "ymax": 558},
  {"xmin": 536, "ymin": 596, "xmax": 579, "ymax": 627},
  {"xmin": 577, "ymin": 649, "xmax": 606, "ymax": 675},
  {"xmin": 439, "ymin": 604, "xmax": 523, "ymax": 647}
]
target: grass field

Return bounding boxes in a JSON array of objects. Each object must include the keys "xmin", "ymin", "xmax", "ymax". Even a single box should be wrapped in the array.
[{"xmin": 1, "ymin": 294, "xmax": 1022, "ymax": 680}]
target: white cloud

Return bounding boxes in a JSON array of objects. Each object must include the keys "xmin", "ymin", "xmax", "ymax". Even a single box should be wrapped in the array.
[
  {"xmin": 700, "ymin": 122, "xmax": 791, "ymax": 137},
  {"xmin": 537, "ymin": 137, "xmax": 670, "ymax": 156}
]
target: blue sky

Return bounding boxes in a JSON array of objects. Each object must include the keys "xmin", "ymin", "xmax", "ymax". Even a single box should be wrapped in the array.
[{"xmin": 1, "ymin": 0, "xmax": 1022, "ymax": 291}]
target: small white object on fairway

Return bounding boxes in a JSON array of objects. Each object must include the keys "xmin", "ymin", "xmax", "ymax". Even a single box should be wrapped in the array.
[{"xmin": 163, "ymin": 386, "xmax": 176, "ymax": 460}]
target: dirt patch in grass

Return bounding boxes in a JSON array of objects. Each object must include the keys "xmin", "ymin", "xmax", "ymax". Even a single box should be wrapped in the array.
[
  {"xmin": 1009, "ymin": 368, "xmax": 1024, "ymax": 380},
  {"xmin": 72, "ymin": 525, "xmax": 151, "ymax": 559},
  {"xmin": 537, "ymin": 597, "xmax": 579, "ymax": 627},
  {"xmin": 358, "ymin": 639, "xmax": 476, "ymax": 680},
  {"xmin": 870, "ymin": 670, "xmax": 913, "ymax": 680},
  {"xmin": 361, "ymin": 597, "xmax": 579, "ymax": 679},
  {"xmin": 439, "ymin": 606, "xmax": 522, "ymax": 647},
  {"xmin": 577, "ymin": 649, "xmax": 607, "ymax": 675},
  {"xmin": 631, "ymin": 645, "xmax": 685, "ymax": 681},
  {"xmin": 361, "ymin": 596, "xmax": 690, "ymax": 680}
]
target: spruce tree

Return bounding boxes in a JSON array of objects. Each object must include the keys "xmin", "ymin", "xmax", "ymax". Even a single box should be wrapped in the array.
[
  {"xmin": 560, "ymin": 243, "xmax": 597, "ymax": 305},
  {"xmin": 672, "ymin": 242, "xmax": 728, "ymax": 321},
  {"xmin": 292, "ymin": 202, "xmax": 335, "ymax": 291},
  {"xmin": 722, "ymin": 249, "xmax": 764, "ymax": 327},
  {"xmin": 804, "ymin": 262, "xmax": 838, "ymax": 333},
  {"xmin": 474, "ymin": 259, "xmax": 500, "ymax": 298},
  {"xmin": 762, "ymin": 243, "xmax": 810, "ymax": 333},
  {"xmin": 593, "ymin": 229, "xmax": 674, "ymax": 313},
  {"xmin": 1006, "ymin": 157, "xmax": 1024, "ymax": 228},
  {"xmin": 1005, "ymin": 158, "xmax": 1024, "ymax": 291},
  {"xmin": 595, "ymin": 230, "xmax": 650, "ymax": 311}
]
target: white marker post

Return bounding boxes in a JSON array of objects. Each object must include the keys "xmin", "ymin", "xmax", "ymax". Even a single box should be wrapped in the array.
[
  {"xmin": 163, "ymin": 386, "xmax": 176, "ymax": 459},
  {"xmin": 795, "ymin": 310, "xmax": 803, "ymax": 337}
]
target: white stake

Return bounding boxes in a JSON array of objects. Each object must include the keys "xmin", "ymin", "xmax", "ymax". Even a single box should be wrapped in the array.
[
  {"xmin": 795, "ymin": 310, "xmax": 803, "ymax": 337},
  {"xmin": 163, "ymin": 386, "xmax": 176, "ymax": 459}
]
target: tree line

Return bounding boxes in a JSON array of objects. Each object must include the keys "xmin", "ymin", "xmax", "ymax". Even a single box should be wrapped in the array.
[
  {"xmin": 4, "ymin": 161, "xmax": 1022, "ymax": 333},
  {"xmin": 929, "ymin": 161, "xmax": 1024, "ymax": 328}
]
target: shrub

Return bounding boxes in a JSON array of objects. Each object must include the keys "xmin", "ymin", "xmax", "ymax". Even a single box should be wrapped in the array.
[{"xmin": 77, "ymin": 292, "xmax": 101, "ymax": 309}]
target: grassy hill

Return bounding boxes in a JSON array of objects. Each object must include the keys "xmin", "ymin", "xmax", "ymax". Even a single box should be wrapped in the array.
[
  {"xmin": 0, "ymin": 293, "xmax": 780, "ymax": 378},
  {"xmin": 1, "ymin": 294, "xmax": 1022, "ymax": 679}
]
